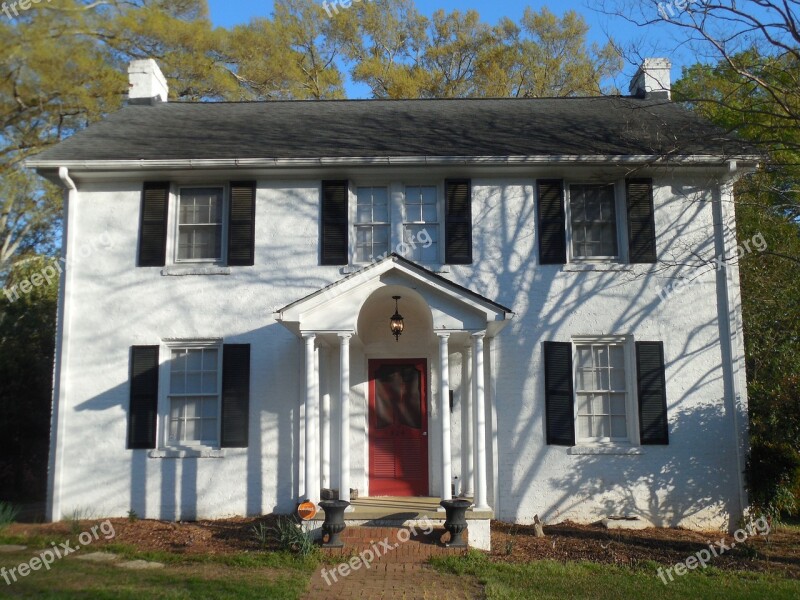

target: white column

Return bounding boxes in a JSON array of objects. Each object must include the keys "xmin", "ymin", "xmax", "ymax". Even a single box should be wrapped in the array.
[
  {"xmin": 314, "ymin": 342, "xmax": 321, "ymax": 496},
  {"xmin": 438, "ymin": 333, "xmax": 452, "ymax": 501},
  {"xmin": 303, "ymin": 334, "xmax": 319, "ymax": 504},
  {"xmin": 338, "ymin": 333, "xmax": 352, "ymax": 504},
  {"xmin": 321, "ymin": 346, "xmax": 331, "ymax": 490},
  {"xmin": 473, "ymin": 332, "xmax": 489, "ymax": 510},
  {"xmin": 462, "ymin": 344, "xmax": 475, "ymax": 497}
]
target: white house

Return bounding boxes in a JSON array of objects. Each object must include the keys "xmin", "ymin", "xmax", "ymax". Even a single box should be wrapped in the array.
[{"xmin": 28, "ymin": 59, "xmax": 756, "ymax": 547}]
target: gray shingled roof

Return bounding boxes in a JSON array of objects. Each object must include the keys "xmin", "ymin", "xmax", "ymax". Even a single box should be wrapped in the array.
[{"xmin": 29, "ymin": 96, "xmax": 755, "ymax": 164}]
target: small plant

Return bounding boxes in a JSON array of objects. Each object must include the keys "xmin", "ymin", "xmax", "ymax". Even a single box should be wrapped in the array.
[
  {"xmin": 64, "ymin": 506, "xmax": 96, "ymax": 535},
  {"xmin": 127, "ymin": 509, "xmax": 139, "ymax": 523},
  {"xmin": 251, "ymin": 521, "xmax": 272, "ymax": 548},
  {"xmin": 505, "ymin": 524, "xmax": 517, "ymax": 555},
  {"xmin": 0, "ymin": 502, "xmax": 20, "ymax": 529},
  {"xmin": 270, "ymin": 516, "xmax": 317, "ymax": 557}
]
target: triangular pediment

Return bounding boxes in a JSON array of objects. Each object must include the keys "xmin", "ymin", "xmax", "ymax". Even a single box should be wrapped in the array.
[{"xmin": 275, "ymin": 254, "xmax": 512, "ymax": 336}]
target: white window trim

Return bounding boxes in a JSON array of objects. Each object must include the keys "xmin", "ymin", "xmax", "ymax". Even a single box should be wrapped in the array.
[
  {"xmin": 348, "ymin": 180, "xmax": 443, "ymax": 267},
  {"xmin": 158, "ymin": 338, "xmax": 223, "ymax": 451},
  {"xmin": 571, "ymin": 335, "xmax": 641, "ymax": 447},
  {"xmin": 169, "ymin": 184, "xmax": 228, "ymax": 266},
  {"xmin": 565, "ymin": 180, "xmax": 629, "ymax": 264}
]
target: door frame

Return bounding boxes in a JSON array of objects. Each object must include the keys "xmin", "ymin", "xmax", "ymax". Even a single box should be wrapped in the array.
[{"xmin": 367, "ymin": 358, "xmax": 429, "ymax": 496}]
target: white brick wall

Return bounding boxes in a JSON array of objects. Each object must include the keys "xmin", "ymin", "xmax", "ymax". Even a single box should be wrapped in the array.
[{"xmin": 51, "ymin": 169, "xmax": 746, "ymax": 531}]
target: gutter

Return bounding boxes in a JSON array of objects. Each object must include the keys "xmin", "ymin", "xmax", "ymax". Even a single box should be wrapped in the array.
[
  {"xmin": 715, "ymin": 162, "xmax": 751, "ymax": 524},
  {"xmin": 47, "ymin": 167, "xmax": 77, "ymax": 522},
  {"xmin": 26, "ymin": 154, "xmax": 762, "ymax": 172}
]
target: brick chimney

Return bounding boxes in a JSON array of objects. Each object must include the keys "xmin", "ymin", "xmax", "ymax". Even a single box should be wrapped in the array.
[
  {"xmin": 128, "ymin": 59, "xmax": 168, "ymax": 105},
  {"xmin": 629, "ymin": 58, "xmax": 672, "ymax": 100}
]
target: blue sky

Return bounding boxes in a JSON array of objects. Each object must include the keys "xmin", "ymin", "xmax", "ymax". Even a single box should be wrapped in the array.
[{"xmin": 206, "ymin": 0, "xmax": 693, "ymax": 97}]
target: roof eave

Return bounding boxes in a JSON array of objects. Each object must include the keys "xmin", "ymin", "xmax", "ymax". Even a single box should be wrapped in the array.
[{"xmin": 26, "ymin": 153, "xmax": 762, "ymax": 173}]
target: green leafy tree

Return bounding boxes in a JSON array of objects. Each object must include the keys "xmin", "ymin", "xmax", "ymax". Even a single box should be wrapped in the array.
[
  {"xmin": 674, "ymin": 62, "xmax": 800, "ymax": 517},
  {"xmin": 0, "ymin": 257, "xmax": 58, "ymax": 503},
  {"xmin": 330, "ymin": 2, "xmax": 621, "ymax": 98}
]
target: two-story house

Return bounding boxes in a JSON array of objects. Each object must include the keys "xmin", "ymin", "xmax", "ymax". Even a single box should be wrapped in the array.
[{"xmin": 28, "ymin": 58, "xmax": 755, "ymax": 548}]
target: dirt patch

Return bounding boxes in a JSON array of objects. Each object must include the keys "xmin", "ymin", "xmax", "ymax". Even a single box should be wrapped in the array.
[{"xmin": 490, "ymin": 520, "xmax": 800, "ymax": 578}]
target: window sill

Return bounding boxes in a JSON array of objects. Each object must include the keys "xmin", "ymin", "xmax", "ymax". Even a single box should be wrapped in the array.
[
  {"xmin": 161, "ymin": 266, "xmax": 231, "ymax": 277},
  {"xmin": 562, "ymin": 263, "xmax": 632, "ymax": 272},
  {"xmin": 568, "ymin": 445, "xmax": 644, "ymax": 456},
  {"xmin": 149, "ymin": 449, "xmax": 226, "ymax": 459}
]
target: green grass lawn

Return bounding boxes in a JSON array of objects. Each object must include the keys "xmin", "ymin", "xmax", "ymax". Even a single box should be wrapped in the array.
[
  {"xmin": 0, "ymin": 545, "xmax": 316, "ymax": 599},
  {"xmin": 4, "ymin": 528, "xmax": 800, "ymax": 599},
  {"xmin": 431, "ymin": 551, "xmax": 800, "ymax": 600}
]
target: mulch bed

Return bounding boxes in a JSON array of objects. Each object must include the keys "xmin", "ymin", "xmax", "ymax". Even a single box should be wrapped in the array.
[
  {"xmin": 490, "ymin": 520, "xmax": 800, "ymax": 578},
  {"xmin": 5, "ymin": 515, "xmax": 279, "ymax": 556},
  {"xmin": 6, "ymin": 516, "xmax": 800, "ymax": 578}
]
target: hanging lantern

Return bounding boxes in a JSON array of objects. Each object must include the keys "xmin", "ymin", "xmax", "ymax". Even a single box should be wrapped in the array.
[{"xmin": 389, "ymin": 295, "xmax": 404, "ymax": 342}]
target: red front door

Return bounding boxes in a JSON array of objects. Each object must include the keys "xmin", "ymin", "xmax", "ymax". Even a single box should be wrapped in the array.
[{"xmin": 368, "ymin": 359, "xmax": 429, "ymax": 496}]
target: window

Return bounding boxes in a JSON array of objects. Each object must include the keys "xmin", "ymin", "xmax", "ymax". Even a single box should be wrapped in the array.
[
  {"xmin": 543, "ymin": 337, "xmax": 668, "ymax": 447},
  {"xmin": 568, "ymin": 184, "xmax": 618, "ymax": 259},
  {"xmin": 177, "ymin": 187, "xmax": 224, "ymax": 261},
  {"xmin": 168, "ymin": 347, "xmax": 220, "ymax": 446},
  {"xmin": 322, "ymin": 179, "xmax": 468, "ymax": 266},
  {"xmin": 128, "ymin": 343, "xmax": 252, "ymax": 450},
  {"xmin": 355, "ymin": 187, "xmax": 390, "ymax": 262},
  {"xmin": 404, "ymin": 185, "xmax": 439, "ymax": 262},
  {"xmin": 574, "ymin": 342, "xmax": 629, "ymax": 442},
  {"xmin": 138, "ymin": 181, "xmax": 256, "ymax": 268}
]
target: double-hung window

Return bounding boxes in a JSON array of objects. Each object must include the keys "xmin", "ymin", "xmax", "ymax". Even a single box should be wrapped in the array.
[
  {"xmin": 167, "ymin": 346, "xmax": 220, "ymax": 446},
  {"xmin": 321, "ymin": 179, "xmax": 471, "ymax": 266},
  {"xmin": 177, "ymin": 187, "xmax": 224, "ymax": 262},
  {"xmin": 568, "ymin": 184, "xmax": 619, "ymax": 260},
  {"xmin": 538, "ymin": 178, "xmax": 658, "ymax": 266},
  {"xmin": 543, "ymin": 337, "xmax": 668, "ymax": 448},
  {"xmin": 138, "ymin": 181, "xmax": 257, "ymax": 268},
  {"xmin": 128, "ymin": 343, "xmax": 251, "ymax": 451},
  {"xmin": 355, "ymin": 187, "xmax": 390, "ymax": 263},
  {"xmin": 574, "ymin": 341, "xmax": 629, "ymax": 442},
  {"xmin": 403, "ymin": 185, "xmax": 439, "ymax": 262}
]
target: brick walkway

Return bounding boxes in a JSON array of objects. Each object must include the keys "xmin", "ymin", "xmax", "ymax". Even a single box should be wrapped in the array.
[{"xmin": 302, "ymin": 526, "xmax": 483, "ymax": 599}]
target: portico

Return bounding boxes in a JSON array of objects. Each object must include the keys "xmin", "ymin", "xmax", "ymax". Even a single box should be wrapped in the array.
[{"xmin": 275, "ymin": 254, "xmax": 512, "ymax": 516}]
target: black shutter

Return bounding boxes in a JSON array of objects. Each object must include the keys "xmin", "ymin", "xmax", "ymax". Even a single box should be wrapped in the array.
[
  {"xmin": 221, "ymin": 344, "xmax": 251, "ymax": 448},
  {"xmin": 138, "ymin": 182, "xmax": 170, "ymax": 267},
  {"xmin": 543, "ymin": 342, "xmax": 575, "ymax": 446},
  {"xmin": 537, "ymin": 180, "xmax": 567, "ymax": 265},
  {"xmin": 636, "ymin": 341, "xmax": 669, "ymax": 445},
  {"xmin": 320, "ymin": 180, "xmax": 349, "ymax": 265},
  {"xmin": 228, "ymin": 181, "xmax": 256, "ymax": 266},
  {"xmin": 445, "ymin": 179, "xmax": 473, "ymax": 264},
  {"xmin": 626, "ymin": 179, "xmax": 657, "ymax": 263},
  {"xmin": 128, "ymin": 346, "xmax": 159, "ymax": 449}
]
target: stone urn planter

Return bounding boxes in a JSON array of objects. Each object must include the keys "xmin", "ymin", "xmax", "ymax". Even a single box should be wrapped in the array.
[
  {"xmin": 318, "ymin": 500, "xmax": 350, "ymax": 548},
  {"xmin": 440, "ymin": 498, "xmax": 471, "ymax": 547}
]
